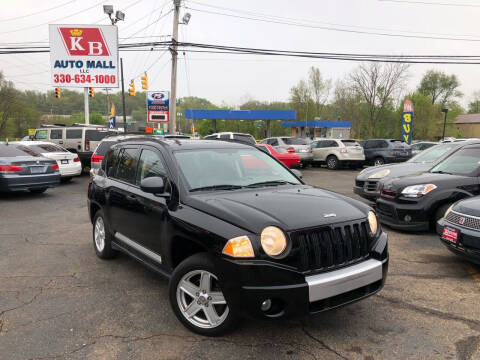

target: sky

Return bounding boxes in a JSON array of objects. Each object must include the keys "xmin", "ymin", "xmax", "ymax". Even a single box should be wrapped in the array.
[{"xmin": 1, "ymin": 0, "xmax": 480, "ymax": 109}]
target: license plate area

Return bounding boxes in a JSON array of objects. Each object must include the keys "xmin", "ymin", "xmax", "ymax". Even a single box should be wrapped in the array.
[
  {"xmin": 61, "ymin": 159, "xmax": 69, "ymax": 164},
  {"xmin": 30, "ymin": 166, "xmax": 46, "ymax": 174},
  {"xmin": 442, "ymin": 226, "xmax": 458, "ymax": 243}
]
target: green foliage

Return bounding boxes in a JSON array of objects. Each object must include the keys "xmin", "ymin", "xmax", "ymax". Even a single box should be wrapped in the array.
[{"xmin": 418, "ymin": 70, "xmax": 462, "ymax": 105}]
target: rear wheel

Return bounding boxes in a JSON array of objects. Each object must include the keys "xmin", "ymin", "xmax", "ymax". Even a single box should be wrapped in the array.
[
  {"xmin": 92, "ymin": 210, "xmax": 116, "ymax": 259},
  {"xmin": 29, "ymin": 188, "xmax": 47, "ymax": 194},
  {"xmin": 373, "ymin": 157, "xmax": 385, "ymax": 166},
  {"xmin": 326, "ymin": 155, "xmax": 339, "ymax": 170},
  {"xmin": 60, "ymin": 177, "xmax": 72, "ymax": 183},
  {"xmin": 169, "ymin": 253, "xmax": 238, "ymax": 336}
]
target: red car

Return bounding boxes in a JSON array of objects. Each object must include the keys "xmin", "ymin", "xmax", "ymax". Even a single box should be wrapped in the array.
[{"xmin": 257, "ymin": 144, "xmax": 300, "ymax": 168}]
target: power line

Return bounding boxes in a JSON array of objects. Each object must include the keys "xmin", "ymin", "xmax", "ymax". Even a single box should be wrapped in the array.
[
  {"xmin": 378, "ymin": 0, "xmax": 480, "ymax": 7},
  {"xmin": 122, "ymin": 8, "xmax": 173, "ymax": 40},
  {"xmin": 185, "ymin": 5, "xmax": 480, "ymax": 42},
  {"xmin": 0, "ymin": 0, "xmax": 77, "ymax": 22}
]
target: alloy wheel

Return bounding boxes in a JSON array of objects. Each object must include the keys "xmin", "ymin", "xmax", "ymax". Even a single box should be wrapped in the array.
[
  {"xmin": 94, "ymin": 217, "xmax": 106, "ymax": 252},
  {"xmin": 176, "ymin": 270, "xmax": 229, "ymax": 329}
]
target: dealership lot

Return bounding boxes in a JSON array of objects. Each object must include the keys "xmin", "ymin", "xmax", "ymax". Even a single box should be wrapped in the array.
[{"xmin": 1, "ymin": 169, "xmax": 480, "ymax": 360}]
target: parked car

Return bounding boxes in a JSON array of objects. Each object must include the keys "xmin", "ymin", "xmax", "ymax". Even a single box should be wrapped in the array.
[
  {"xmin": 354, "ymin": 141, "xmax": 478, "ymax": 201},
  {"xmin": 88, "ymin": 138, "xmax": 388, "ymax": 335},
  {"xmin": 411, "ymin": 141, "xmax": 437, "ymax": 156},
  {"xmin": 260, "ymin": 137, "xmax": 313, "ymax": 167},
  {"xmin": 33, "ymin": 125, "xmax": 118, "ymax": 168},
  {"xmin": 0, "ymin": 142, "xmax": 60, "ymax": 193},
  {"xmin": 13, "ymin": 141, "xmax": 82, "ymax": 181},
  {"xmin": 310, "ymin": 139, "xmax": 365, "ymax": 170},
  {"xmin": 376, "ymin": 144, "xmax": 480, "ymax": 231},
  {"xmin": 436, "ymin": 197, "xmax": 480, "ymax": 265},
  {"xmin": 203, "ymin": 132, "xmax": 256, "ymax": 145},
  {"xmin": 360, "ymin": 139, "xmax": 412, "ymax": 166},
  {"xmin": 256, "ymin": 143, "xmax": 300, "ymax": 168}
]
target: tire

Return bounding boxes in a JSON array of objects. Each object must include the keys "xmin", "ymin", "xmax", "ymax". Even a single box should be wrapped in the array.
[
  {"xmin": 326, "ymin": 155, "xmax": 339, "ymax": 170},
  {"xmin": 29, "ymin": 188, "xmax": 47, "ymax": 194},
  {"xmin": 60, "ymin": 177, "xmax": 72, "ymax": 183},
  {"xmin": 373, "ymin": 157, "xmax": 385, "ymax": 166},
  {"xmin": 169, "ymin": 253, "xmax": 239, "ymax": 336},
  {"xmin": 92, "ymin": 210, "xmax": 117, "ymax": 259},
  {"xmin": 434, "ymin": 203, "xmax": 453, "ymax": 224}
]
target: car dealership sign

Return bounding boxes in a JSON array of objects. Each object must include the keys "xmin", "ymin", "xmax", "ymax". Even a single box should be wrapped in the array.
[{"xmin": 49, "ymin": 24, "xmax": 119, "ymax": 88}]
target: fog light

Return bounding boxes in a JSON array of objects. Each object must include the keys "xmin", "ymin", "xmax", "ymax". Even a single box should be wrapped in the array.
[
  {"xmin": 261, "ymin": 299, "xmax": 272, "ymax": 311},
  {"xmin": 404, "ymin": 214, "xmax": 412, "ymax": 222}
]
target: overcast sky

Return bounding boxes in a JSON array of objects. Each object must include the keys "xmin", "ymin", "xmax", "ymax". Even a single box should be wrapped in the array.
[{"xmin": 1, "ymin": 0, "xmax": 479, "ymax": 109}]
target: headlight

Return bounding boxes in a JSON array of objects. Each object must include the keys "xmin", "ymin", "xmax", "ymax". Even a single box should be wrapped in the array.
[
  {"xmin": 368, "ymin": 211, "xmax": 378, "ymax": 235},
  {"xmin": 261, "ymin": 226, "xmax": 287, "ymax": 256},
  {"xmin": 368, "ymin": 169, "xmax": 390, "ymax": 179},
  {"xmin": 444, "ymin": 204, "xmax": 454, "ymax": 218},
  {"xmin": 401, "ymin": 184, "xmax": 437, "ymax": 198},
  {"xmin": 222, "ymin": 236, "xmax": 254, "ymax": 258}
]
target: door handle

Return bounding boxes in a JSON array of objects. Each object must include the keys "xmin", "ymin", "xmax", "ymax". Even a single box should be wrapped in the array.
[{"xmin": 59, "ymin": 141, "xmax": 64, "ymax": 144}]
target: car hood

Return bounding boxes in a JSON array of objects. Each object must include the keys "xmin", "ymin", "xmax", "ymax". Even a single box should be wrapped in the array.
[
  {"xmin": 453, "ymin": 196, "xmax": 480, "ymax": 217},
  {"xmin": 357, "ymin": 162, "xmax": 432, "ymax": 181},
  {"xmin": 185, "ymin": 185, "xmax": 369, "ymax": 234},
  {"xmin": 382, "ymin": 172, "xmax": 473, "ymax": 192}
]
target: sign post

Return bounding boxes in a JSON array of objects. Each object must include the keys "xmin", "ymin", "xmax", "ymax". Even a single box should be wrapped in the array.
[{"xmin": 402, "ymin": 99, "xmax": 414, "ymax": 144}]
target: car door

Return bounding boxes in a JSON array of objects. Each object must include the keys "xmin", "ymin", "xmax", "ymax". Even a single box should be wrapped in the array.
[
  {"xmin": 106, "ymin": 146, "xmax": 140, "ymax": 242},
  {"xmin": 324, "ymin": 140, "xmax": 339, "ymax": 158},
  {"xmin": 362, "ymin": 140, "xmax": 374, "ymax": 161},
  {"xmin": 312, "ymin": 140, "xmax": 327, "ymax": 161},
  {"xmin": 48, "ymin": 129, "xmax": 64, "ymax": 146},
  {"xmin": 125, "ymin": 146, "xmax": 170, "ymax": 262},
  {"xmin": 65, "ymin": 129, "xmax": 83, "ymax": 152}
]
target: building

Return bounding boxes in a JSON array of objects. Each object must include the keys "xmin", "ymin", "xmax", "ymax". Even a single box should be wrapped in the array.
[
  {"xmin": 455, "ymin": 114, "xmax": 480, "ymax": 137},
  {"xmin": 281, "ymin": 120, "xmax": 351, "ymax": 139}
]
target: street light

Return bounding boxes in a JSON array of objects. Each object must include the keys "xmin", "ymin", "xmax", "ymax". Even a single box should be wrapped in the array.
[
  {"xmin": 441, "ymin": 108, "xmax": 449, "ymax": 141},
  {"xmin": 104, "ymin": 4, "xmax": 125, "ymax": 25},
  {"xmin": 181, "ymin": 13, "xmax": 191, "ymax": 25}
]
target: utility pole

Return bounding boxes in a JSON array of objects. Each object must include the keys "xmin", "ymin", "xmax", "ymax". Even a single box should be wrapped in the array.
[
  {"xmin": 84, "ymin": 87, "xmax": 90, "ymax": 125},
  {"xmin": 120, "ymin": 58, "xmax": 127, "ymax": 133},
  {"xmin": 169, "ymin": 0, "xmax": 181, "ymax": 134}
]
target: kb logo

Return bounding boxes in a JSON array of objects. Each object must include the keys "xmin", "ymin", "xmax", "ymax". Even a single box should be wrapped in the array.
[{"xmin": 59, "ymin": 28, "xmax": 110, "ymax": 56}]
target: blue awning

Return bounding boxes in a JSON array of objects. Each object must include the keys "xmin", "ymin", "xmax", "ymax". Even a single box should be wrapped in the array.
[
  {"xmin": 185, "ymin": 109, "xmax": 296, "ymax": 120},
  {"xmin": 281, "ymin": 120, "xmax": 351, "ymax": 128}
]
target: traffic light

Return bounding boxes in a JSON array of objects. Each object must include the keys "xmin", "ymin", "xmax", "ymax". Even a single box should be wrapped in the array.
[
  {"xmin": 141, "ymin": 72, "xmax": 148, "ymax": 90},
  {"xmin": 88, "ymin": 87, "xmax": 95, "ymax": 97},
  {"xmin": 128, "ymin": 80, "xmax": 135, "ymax": 96},
  {"xmin": 55, "ymin": 87, "xmax": 61, "ymax": 99}
]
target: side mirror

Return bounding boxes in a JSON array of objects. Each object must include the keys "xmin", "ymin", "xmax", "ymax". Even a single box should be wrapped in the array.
[
  {"xmin": 140, "ymin": 176, "xmax": 169, "ymax": 196},
  {"xmin": 291, "ymin": 169, "xmax": 303, "ymax": 179}
]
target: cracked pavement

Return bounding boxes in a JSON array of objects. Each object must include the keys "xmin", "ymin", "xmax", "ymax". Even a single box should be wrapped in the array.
[{"xmin": 1, "ymin": 169, "xmax": 480, "ymax": 359}]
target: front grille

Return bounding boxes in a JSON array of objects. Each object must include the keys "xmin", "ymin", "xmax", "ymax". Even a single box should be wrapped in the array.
[
  {"xmin": 446, "ymin": 211, "xmax": 480, "ymax": 230},
  {"xmin": 290, "ymin": 222, "xmax": 372, "ymax": 273},
  {"xmin": 356, "ymin": 180, "xmax": 365, "ymax": 187},
  {"xmin": 365, "ymin": 181, "xmax": 379, "ymax": 192}
]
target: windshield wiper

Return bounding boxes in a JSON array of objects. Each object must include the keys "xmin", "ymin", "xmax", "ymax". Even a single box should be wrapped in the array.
[
  {"xmin": 189, "ymin": 184, "xmax": 244, "ymax": 192},
  {"xmin": 431, "ymin": 170, "xmax": 452, "ymax": 175},
  {"xmin": 246, "ymin": 180, "xmax": 296, "ymax": 188}
]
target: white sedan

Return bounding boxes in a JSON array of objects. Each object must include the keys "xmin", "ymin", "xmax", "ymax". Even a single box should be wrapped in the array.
[{"xmin": 14, "ymin": 141, "xmax": 82, "ymax": 181}]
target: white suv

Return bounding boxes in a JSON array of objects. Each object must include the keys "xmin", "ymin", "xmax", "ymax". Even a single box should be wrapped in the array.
[
  {"xmin": 310, "ymin": 139, "xmax": 365, "ymax": 169},
  {"xmin": 203, "ymin": 132, "xmax": 256, "ymax": 145}
]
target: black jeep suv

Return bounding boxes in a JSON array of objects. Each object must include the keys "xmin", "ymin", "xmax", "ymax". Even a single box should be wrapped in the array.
[{"xmin": 87, "ymin": 137, "xmax": 389, "ymax": 335}]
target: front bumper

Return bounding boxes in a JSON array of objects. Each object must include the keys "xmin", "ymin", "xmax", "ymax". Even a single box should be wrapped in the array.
[
  {"xmin": 376, "ymin": 198, "xmax": 430, "ymax": 231},
  {"xmin": 353, "ymin": 179, "xmax": 381, "ymax": 200},
  {"xmin": 0, "ymin": 173, "xmax": 60, "ymax": 192},
  {"xmin": 436, "ymin": 218, "xmax": 480, "ymax": 265},
  {"xmin": 215, "ymin": 232, "xmax": 388, "ymax": 319},
  {"xmin": 59, "ymin": 162, "xmax": 83, "ymax": 177}
]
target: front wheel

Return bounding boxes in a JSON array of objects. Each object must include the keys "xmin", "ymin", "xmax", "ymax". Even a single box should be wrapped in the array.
[
  {"xmin": 169, "ymin": 253, "xmax": 238, "ymax": 336},
  {"xmin": 326, "ymin": 155, "xmax": 339, "ymax": 170},
  {"xmin": 373, "ymin": 157, "xmax": 385, "ymax": 166}
]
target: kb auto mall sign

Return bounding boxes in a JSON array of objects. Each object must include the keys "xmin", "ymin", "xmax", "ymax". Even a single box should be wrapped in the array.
[{"xmin": 49, "ymin": 25, "xmax": 119, "ymax": 88}]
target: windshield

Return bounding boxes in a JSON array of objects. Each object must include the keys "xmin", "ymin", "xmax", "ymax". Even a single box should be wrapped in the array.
[
  {"xmin": 282, "ymin": 137, "xmax": 307, "ymax": 145},
  {"xmin": 408, "ymin": 143, "xmax": 456, "ymax": 163},
  {"xmin": 430, "ymin": 148, "xmax": 480, "ymax": 176},
  {"xmin": 174, "ymin": 148, "xmax": 301, "ymax": 191}
]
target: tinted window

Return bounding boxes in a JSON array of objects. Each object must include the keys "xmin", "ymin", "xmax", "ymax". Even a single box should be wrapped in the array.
[
  {"xmin": 233, "ymin": 134, "xmax": 256, "ymax": 145},
  {"xmin": 431, "ymin": 148, "xmax": 480, "ymax": 176},
  {"xmin": 114, "ymin": 148, "xmax": 138, "ymax": 184},
  {"xmin": 66, "ymin": 129, "xmax": 82, "ymax": 139},
  {"xmin": 35, "ymin": 130, "xmax": 47, "ymax": 140},
  {"xmin": 379, "ymin": 140, "xmax": 389, "ymax": 148},
  {"xmin": 86, "ymin": 130, "xmax": 110, "ymax": 141},
  {"xmin": 0, "ymin": 144, "xmax": 41, "ymax": 157},
  {"xmin": 341, "ymin": 140, "xmax": 360, "ymax": 147},
  {"xmin": 27, "ymin": 144, "xmax": 65, "ymax": 153},
  {"xmin": 94, "ymin": 140, "xmax": 116, "ymax": 156},
  {"xmin": 50, "ymin": 129, "xmax": 63, "ymax": 139},
  {"xmin": 220, "ymin": 134, "xmax": 230, "ymax": 140},
  {"xmin": 327, "ymin": 140, "xmax": 339, "ymax": 147},
  {"xmin": 136, "ymin": 149, "xmax": 166, "ymax": 185},
  {"xmin": 104, "ymin": 148, "xmax": 120, "ymax": 177},
  {"xmin": 282, "ymin": 138, "xmax": 307, "ymax": 145},
  {"xmin": 270, "ymin": 138, "xmax": 279, "ymax": 146},
  {"xmin": 316, "ymin": 141, "xmax": 327, "ymax": 148}
]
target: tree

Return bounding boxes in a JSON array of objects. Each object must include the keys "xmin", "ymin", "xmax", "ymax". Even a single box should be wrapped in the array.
[
  {"xmin": 308, "ymin": 67, "xmax": 332, "ymax": 118},
  {"xmin": 418, "ymin": 70, "xmax": 462, "ymax": 105},
  {"xmin": 290, "ymin": 79, "xmax": 313, "ymax": 122},
  {"xmin": 349, "ymin": 62, "xmax": 409, "ymax": 137},
  {"xmin": 468, "ymin": 91, "xmax": 480, "ymax": 114}
]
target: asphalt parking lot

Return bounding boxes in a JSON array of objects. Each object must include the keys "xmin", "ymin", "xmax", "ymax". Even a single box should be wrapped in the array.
[{"xmin": 1, "ymin": 169, "xmax": 480, "ymax": 360}]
